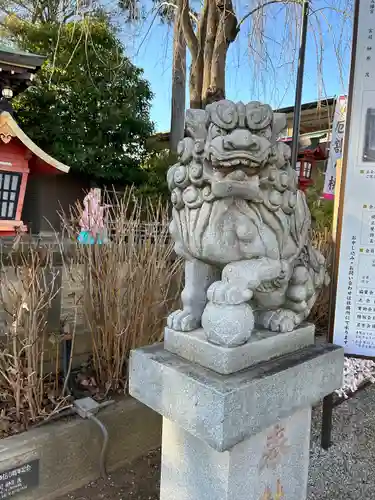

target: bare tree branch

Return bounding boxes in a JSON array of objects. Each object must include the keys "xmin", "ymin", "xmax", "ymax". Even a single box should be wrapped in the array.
[{"xmin": 237, "ymin": 0, "xmax": 303, "ymax": 33}]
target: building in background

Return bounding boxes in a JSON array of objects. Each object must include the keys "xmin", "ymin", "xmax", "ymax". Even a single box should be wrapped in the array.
[
  {"xmin": 0, "ymin": 45, "xmax": 74, "ymax": 237},
  {"xmin": 0, "ymin": 45, "xmax": 93, "ymax": 237},
  {"xmin": 0, "ymin": 44, "xmax": 45, "ymax": 105},
  {"xmin": 0, "ymin": 111, "xmax": 70, "ymax": 236}
]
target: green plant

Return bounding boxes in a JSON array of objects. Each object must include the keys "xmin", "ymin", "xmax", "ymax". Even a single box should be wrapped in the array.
[
  {"xmin": 137, "ymin": 150, "xmax": 177, "ymax": 202},
  {"xmin": 4, "ymin": 14, "xmax": 154, "ymax": 184},
  {"xmin": 305, "ymin": 169, "xmax": 334, "ymax": 231}
]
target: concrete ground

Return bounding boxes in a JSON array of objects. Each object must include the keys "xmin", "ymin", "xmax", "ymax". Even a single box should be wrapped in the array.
[
  {"xmin": 308, "ymin": 385, "xmax": 375, "ymax": 500},
  {"xmin": 59, "ymin": 385, "xmax": 375, "ymax": 500}
]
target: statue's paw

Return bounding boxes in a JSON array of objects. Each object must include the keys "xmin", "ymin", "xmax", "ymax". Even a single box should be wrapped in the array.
[
  {"xmin": 207, "ymin": 281, "xmax": 253, "ymax": 305},
  {"xmin": 285, "ymin": 299, "xmax": 308, "ymax": 314},
  {"xmin": 167, "ymin": 310, "xmax": 200, "ymax": 332},
  {"xmin": 257, "ymin": 309, "xmax": 298, "ymax": 333}
]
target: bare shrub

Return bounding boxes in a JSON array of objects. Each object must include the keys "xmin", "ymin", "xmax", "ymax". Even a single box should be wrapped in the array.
[
  {"xmin": 0, "ymin": 247, "xmax": 71, "ymax": 437},
  {"xmin": 62, "ymin": 188, "xmax": 182, "ymax": 394}
]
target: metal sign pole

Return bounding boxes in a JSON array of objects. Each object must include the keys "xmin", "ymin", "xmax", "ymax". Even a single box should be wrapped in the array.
[{"xmin": 290, "ymin": 0, "xmax": 310, "ymax": 169}]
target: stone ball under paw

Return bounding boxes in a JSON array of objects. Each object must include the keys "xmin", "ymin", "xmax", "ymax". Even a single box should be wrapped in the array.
[
  {"xmin": 291, "ymin": 266, "xmax": 309, "ymax": 285},
  {"xmin": 286, "ymin": 284, "xmax": 308, "ymax": 302},
  {"xmin": 201, "ymin": 302, "xmax": 254, "ymax": 347}
]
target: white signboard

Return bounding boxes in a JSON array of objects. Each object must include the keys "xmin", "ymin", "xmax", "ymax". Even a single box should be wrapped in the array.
[
  {"xmin": 333, "ymin": 0, "xmax": 375, "ymax": 356},
  {"xmin": 323, "ymin": 95, "xmax": 347, "ymax": 199}
]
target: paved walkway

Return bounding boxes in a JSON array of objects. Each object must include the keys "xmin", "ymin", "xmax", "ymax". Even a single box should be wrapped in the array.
[
  {"xmin": 60, "ymin": 385, "xmax": 375, "ymax": 500},
  {"xmin": 309, "ymin": 385, "xmax": 375, "ymax": 499}
]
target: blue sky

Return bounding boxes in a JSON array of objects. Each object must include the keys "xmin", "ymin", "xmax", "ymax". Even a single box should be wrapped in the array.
[{"xmin": 120, "ymin": 1, "xmax": 352, "ymax": 132}]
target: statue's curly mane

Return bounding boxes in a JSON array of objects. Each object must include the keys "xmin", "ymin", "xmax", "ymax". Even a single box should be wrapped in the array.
[{"xmin": 168, "ymin": 100, "xmax": 311, "ymax": 261}]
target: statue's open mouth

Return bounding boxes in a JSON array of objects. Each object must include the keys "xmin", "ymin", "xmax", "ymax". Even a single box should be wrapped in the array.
[
  {"xmin": 208, "ymin": 152, "xmax": 264, "ymax": 180},
  {"xmin": 210, "ymin": 152, "xmax": 263, "ymax": 167},
  {"xmin": 212, "ymin": 166, "xmax": 259, "ymax": 180},
  {"xmin": 208, "ymin": 147, "xmax": 269, "ymax": 170}
]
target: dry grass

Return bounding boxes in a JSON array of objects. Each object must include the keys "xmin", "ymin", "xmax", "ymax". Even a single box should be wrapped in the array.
[
  {"xmin": 0, "ymin": 248, "xmax": 71, "ymax": 437},
  {"xmin": 308, "ymin": 226, "xmax": 333, "ymax": 332},
  {"xmin": 61, "ymin": 188, "xmax": 183, "ymax": 394},
  {"xmin": 0, "ymin": 189, "xmax": 183, "ymax": 435}
]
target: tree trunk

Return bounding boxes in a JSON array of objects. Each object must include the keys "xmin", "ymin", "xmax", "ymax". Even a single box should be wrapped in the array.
[
  {"xmin": 202, "ymin": 0, "xmax": 218, "ymax": 102},
  {"xmin": 189, "ymin": 56, "xmax": 204, "ymax": 109},
  {"xmin": 206, "ymin": 1, "xmax": 238, "ymax": 105},
  {"xmin": 170, "ymin": 3, "xmax": 187, "ymax": 152},
  {"xmin": 207, "ymin": 18, "xmax": 227, "ymax": 104},
  {"xmin": 179, "ymin": 0, "xmax": 238, "ymax": 109}
]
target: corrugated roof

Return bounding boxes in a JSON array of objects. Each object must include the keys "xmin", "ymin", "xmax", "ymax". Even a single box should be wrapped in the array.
[{"xmin": 275, "ymin": 97, "xmax": 336, "ymax": 114}]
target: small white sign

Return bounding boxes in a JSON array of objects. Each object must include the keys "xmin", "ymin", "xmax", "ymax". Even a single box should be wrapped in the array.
[{"xmin": 323, "ymin": 95, "xmax": 347, "ymax": 199}]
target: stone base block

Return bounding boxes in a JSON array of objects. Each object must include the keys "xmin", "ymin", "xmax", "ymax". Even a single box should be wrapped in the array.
[
  {"xmin": 164, "ymin": 323, "xmax": 315, "ymax": 374},
  {"xmin": 129, "ymin": 342, "xmax": 344, "ymax": 452},
  {"xmin": 161, "ymin": 408, "xmax": 311, "ymax": 500}
]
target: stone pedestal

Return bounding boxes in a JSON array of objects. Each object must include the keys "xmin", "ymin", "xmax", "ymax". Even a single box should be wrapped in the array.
[
  {"xmin": 161, "ymin": 410, "xmax": 310, "ymax": 500},
  {"xmin": 129, "ymin": 324, "xmax": 344, "ymax": 500}
]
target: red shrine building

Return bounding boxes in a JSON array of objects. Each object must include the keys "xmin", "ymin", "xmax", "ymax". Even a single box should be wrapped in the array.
[
  {"xmin": 278, "ymin": 135, "xmax": 327, "ymax": 192},
  {"xmin": 0, "ymin": 45, "xmax": 70, "ymax": 236},
  {"xmin": 0, "ymin": 111, "xmax": 70, "ymax": 236},
  {"xmin": 277, "ymin": 99, "xmax": 333, "ymax": 192}
]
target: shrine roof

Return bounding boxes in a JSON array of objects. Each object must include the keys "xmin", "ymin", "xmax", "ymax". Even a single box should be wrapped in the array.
[
  {"xmin": 0, "ymin": 44, "xmax": 45, "ymax": 70},
  {"xmin": 0, "ymin": 111, "xmax": 70, "ymax": 173}
]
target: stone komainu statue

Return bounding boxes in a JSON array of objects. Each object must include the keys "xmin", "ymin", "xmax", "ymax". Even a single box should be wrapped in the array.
[{"xmin": 167, "ymin": 100, "xmax": 328, "ymax": 346}]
